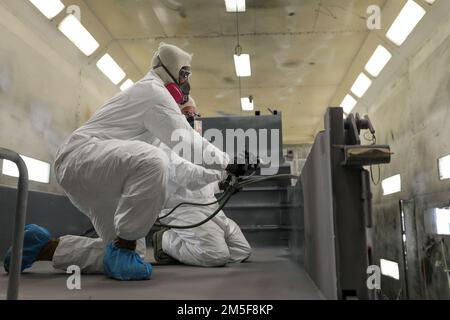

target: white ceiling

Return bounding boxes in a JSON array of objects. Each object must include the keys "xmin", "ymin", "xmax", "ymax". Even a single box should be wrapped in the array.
[{"xmin": 63, "ymin": 0, "xmax": 391, "ymax": 144}]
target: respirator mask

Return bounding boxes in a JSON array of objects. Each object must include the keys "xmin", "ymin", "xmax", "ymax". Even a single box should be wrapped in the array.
[{"xmin": 157, "ymin": 56, "xmax": 191, "ymax": 105}]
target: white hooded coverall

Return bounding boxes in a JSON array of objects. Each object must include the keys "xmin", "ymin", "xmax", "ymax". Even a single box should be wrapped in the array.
[
  {"xmin": 158, "ymin": 146, "xmax": 252, "ymax": 267},
  {"xmin": 52, "ymin": 69, "xmax": 229, "ymax": 273}
]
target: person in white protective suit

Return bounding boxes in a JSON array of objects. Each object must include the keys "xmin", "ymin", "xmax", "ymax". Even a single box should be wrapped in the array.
[
  {"xmin": 2, "ymin": 43, "xmax": 245, "ymax": 281},
  {"xmin": 153, "ymin": 98, "xmax": 252, "ymax": 267}
]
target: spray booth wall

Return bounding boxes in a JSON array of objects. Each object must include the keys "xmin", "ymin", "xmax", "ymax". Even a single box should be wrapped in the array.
[
  {"xmin": 367, "ymin": 11, "xmax": 450, "ymax": 299},
  {"xmin": 0, "ymin": 1, "xmax": 119, "ymax": 194}
]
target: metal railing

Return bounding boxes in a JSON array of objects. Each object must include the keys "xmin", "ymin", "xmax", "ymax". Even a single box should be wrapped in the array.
[{"xmin": 0, "ymin": 148, "xmax": 28, "ymax": 300}]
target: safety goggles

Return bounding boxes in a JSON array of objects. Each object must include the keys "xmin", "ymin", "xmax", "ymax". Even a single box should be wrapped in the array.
[{"xmin": 179, "ymin": 68, "xmax": 192, "ymax": 81}]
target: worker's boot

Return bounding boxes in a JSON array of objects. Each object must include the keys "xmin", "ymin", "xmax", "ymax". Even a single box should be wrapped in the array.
[
  {"xmin": 152, "ymin": 228, "xmax": 180, "ymax": 265},
  {"xmin": 3, "ymin": 224, "xmax": 53, "ymax": 273},
  {"xmin": 103, "ymin": 237, "xmax": 152, "ymax": 281}
]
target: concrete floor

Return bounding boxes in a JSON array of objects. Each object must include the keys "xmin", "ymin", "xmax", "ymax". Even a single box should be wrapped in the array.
[{"xmin": 0, "ymin": 247, "xmax": 324, "ymax": 300}]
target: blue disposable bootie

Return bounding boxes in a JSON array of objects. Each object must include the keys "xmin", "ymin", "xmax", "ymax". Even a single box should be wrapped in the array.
[
  {"xmin": 103, "ymin": 242, "xmax": 152, "ymax": 281},
  {"xmin": 3, "ymin": 224, "xmax": 51, "ymax": 273}
]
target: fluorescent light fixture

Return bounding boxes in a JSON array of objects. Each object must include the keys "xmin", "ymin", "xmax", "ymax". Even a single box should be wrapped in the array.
[
  {"xmin": 120, "ymin": 79, "xmax": 134, "ymax": 91},
  {"xmin": 382, "ymin": 174, "xmax": 402, "ymax": 196},
  {"xmin": 233, "ymin": 54, "xmax": 252, "ymax": 77},
  {"xmin": 96, "ymin": 54, "xmax": 126, "ymax": 85},
  {"xmin": 434, "ymin": 208, "xmax": 450, "ymax": 235},
  {"xmin": 225, "ymin": 0, "xmax": 246, "ymax": 12},
  {"xmin": 241, "ymin": 97, "xmax": 254, "ymax": 111},
  {"xmin": 58, "ymin": 15, "xmax": 100, "ymax": 56},
  {"xmin": 365, "ymin": 45, "xmax": 393, "ymax": 77},
  {"xmin": 438, "ymin": 154, "xmax": 450, "ymax": 180},
  {"xmin": 386, "ymin": 0, "xmax": 426, "ymax": 46},
  {"xmin": 2, "ymin": 155, "xmax": 50, "ymax": 184},
  {"xmin": 340, "ymin": 94, "xmax": 357, "ymax": 114},
  {"xmin": 380, "ymin": 259, "xmax": 400, "ymax": 280},
  {"xmin": 351, "ymin": 73, "xmax": 372, "ymax": 98},
  {"xmin": 28, "ymin": 0, "xmax": 65, "ymax": 19},
  {"xmin": 424, "ymin": 0, "xmax": 436, "ymax": 5}
]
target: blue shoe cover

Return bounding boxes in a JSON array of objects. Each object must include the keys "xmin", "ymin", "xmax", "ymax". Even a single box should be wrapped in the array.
[
  {"xmin": 103, "ymin": 242, "xmax": 152, "ymax": 281},
  {"xmin": 3, "ymin": 224, "xmax": 51, "ymax": 273}
]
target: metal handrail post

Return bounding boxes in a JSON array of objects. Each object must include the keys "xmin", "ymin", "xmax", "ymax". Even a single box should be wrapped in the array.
[{"xmin": 0, "ymin": 148, "xmax": 28, "ymax": 300}]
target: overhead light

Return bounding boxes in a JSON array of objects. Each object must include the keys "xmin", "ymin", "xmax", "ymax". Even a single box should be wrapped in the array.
[
  {"xmin": 225, "ymin": 0, "xmax": 246, "ymax": 12},
  {"xmin": 386, "ymin": 0, "xmax": 426, "ymax": 46},
  {"xmin": 380, "ymin": 259, "xmax": 400, "ymax": 280},
  {"xmin": 351, "ymin": 73, "xmax": 372, "ymax": 98},
  {"xmin": 365, "ymin": 45, "xmax": 393, "ymax": 77},
  {"xmin": 424, "ymin": 0, "xmax": 436, "ymax": 4},
  {"xmin": 438, "ymin": 154, "xmax": 450, "ymax": 180},
  {"xmin": 58, "ymin": 14, "xmax": 100, "ymax": 56},
  {"xmin": 120, "ymin": 79, "xmax": 134, "ymax": 91},
  {"xmin": 233, "ymin": 54, "xmax": 252, "ymax": 77},
  {"xmin": 97, "ymin": 54, "xmax": 126, "ymax": 85},
  {"xmin": 382, "ymin": 174, "xmax": 402, "ymax": 196},
  {"xmin": 2, "ymin": 155, "xmax": 50, "ymax": 184},
  {"xmin": 241, "ymin": 97, "xmax": 254, "ymax": 111},
  {"xmin": 28, "ymin": 0, "xmax": 65, "ymax": 19},
  {"xmin": 340, "ymin": 94, "xmax": 358, "ymax": 114}
]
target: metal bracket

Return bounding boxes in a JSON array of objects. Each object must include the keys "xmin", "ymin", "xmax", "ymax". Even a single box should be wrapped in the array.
[{"xmin": 344, "ymin": 113, "xmax": 376, "ymax": 146}]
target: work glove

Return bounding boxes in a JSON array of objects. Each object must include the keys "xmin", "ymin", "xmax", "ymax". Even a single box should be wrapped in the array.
[
  {"xmin": 218, "ymin": 175, "xmax": 241, "ymax": 195},
  {"xmin": 225, "ymin": 151, "xmax": 260, "ymax": 177},
  {"xmin": 218, "ymin": 175, "xmax": 232, "ymax": 191}
]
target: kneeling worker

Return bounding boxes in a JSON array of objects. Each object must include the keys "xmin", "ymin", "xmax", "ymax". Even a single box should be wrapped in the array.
[
  {"xmin": 153, "ymin": 97, "xmax": 252, "ymax": 267},
  {"xmin": 3, "ymin": 43, "xmax": 246, "ymax": 281}
]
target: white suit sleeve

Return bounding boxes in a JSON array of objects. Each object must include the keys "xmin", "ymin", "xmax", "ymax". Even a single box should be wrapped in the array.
[
  {"xmin": 143, "ymin": 87, "xmax": 230, "ymax": 171},
  {"xmin": 159, "ymin": 143, "xmax": 224, "ymax": 190}
]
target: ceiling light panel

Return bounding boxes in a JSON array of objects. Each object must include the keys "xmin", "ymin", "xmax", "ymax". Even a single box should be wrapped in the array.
[
  {"xmin": 97, "ymin": 54, "xmax": 126, "ymax": 85},
  {"xmin": 386, "ymin": 0, "xmax": 426, "ymax": 46},
  {"xmin": 58, "ymin": 14, "xmax": 100, "ymax": 56},
  {"xmin": 28, "ymin": 0, "xmax": 65, "ymax": 19},
  {"xmin": 351, "ymin": 73, "xmax": 373, "ymax": 98},
  {"xmin": 365, "ymin": 45, "xmax": 393, "ymax": 77}
]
